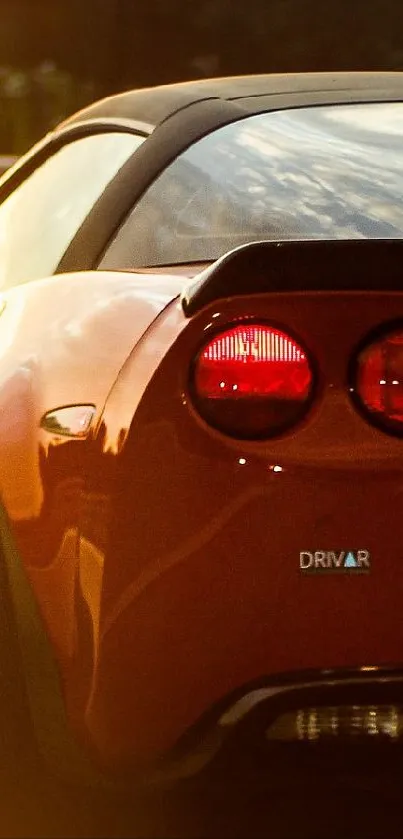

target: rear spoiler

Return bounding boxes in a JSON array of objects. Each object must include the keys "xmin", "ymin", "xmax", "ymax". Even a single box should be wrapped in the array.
[{"xmin": 181, "ymin": 239, "xmax": 403, "ymax": 317}]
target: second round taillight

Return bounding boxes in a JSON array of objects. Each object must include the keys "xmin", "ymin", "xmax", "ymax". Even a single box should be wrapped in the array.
[
  {"xmin": 354, "ymin": 327, "xmax": 403, "ymax": 435},
  {"xmin": 191, "ymin": 323, "xmax": 314, "ymax": 439}
]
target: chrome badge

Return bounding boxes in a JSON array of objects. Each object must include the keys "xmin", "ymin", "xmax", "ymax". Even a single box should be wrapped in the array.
[{"xmin": 300, "ymin": 550, "xmax": 371, "ymax": 574}]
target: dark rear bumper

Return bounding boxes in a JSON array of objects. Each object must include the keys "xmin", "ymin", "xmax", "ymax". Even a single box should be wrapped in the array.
[
  {"xmin": 73, "ymin": 667, "xmax": 403, "ymax": 839},
  {"xmin": 145, "ymin": 665, "xmax": 403, "ymax": 787}
]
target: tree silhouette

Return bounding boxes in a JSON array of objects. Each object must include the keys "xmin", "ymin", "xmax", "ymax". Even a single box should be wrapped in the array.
[{"xmin": 1, "ymin": 0, "xmax": 403, "ymax": 152}]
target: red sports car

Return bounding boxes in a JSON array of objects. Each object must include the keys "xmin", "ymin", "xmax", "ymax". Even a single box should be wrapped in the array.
[{"xmin": 1, "ymin": 72, "xmax": 403, "ymax": 791}]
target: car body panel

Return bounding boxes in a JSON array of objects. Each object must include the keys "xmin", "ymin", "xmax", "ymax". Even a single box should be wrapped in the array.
[
  {"xmin": 53, "ymin": 287, "xmax": 403, "ymax": 770},
  {"xmin": 0, "ymin": 270, "xmax": 183, "ymax": 668}
]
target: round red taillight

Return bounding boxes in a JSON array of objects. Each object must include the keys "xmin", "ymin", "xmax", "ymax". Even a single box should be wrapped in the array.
[
  {"xmin": 191, "ymin": 323, "xmax": 314, "ymax": 439},
  {"xmin": 354, "ymin": 328, "xmax": 403, "ymax": 434}
]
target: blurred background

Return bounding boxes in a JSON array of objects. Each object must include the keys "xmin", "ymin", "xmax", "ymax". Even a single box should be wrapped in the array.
[{"xmin": 0, "ymin": 0, "xmax": 402, "ymax": 157}]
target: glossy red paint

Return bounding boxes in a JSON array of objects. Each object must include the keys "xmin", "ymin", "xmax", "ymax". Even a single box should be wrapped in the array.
[
  {"xmin": 0, "ymin": 270, "xmax": 183, "ymax": 671},
  {"xmin": 51, "ymin": 289, "xmax": 403, "ymax": 772},
  {"xmin": 0, "ymin": 263, "xmax": 403, "ymax": 776}
]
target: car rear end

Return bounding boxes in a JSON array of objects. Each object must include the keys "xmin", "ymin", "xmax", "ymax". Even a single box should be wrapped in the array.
[{"xmin": 73, "ymin": 240, "xmax": 403, "ymax": 791}]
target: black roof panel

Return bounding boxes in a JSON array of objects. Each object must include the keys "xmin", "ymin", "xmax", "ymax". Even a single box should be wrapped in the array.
[{"xmin": 62, "ymin": 72, "xmax": 403, "ymax": 132}]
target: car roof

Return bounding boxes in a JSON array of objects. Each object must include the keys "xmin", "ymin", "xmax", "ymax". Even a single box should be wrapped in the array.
[{"xmin": 61, "ymin": 72, "xmax": 403, "ymax": 133}]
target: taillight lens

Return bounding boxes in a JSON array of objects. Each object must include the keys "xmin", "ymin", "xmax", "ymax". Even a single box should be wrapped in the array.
[
  {"xmin": 192, "ymin": 323, "xmax": 314, "ymax": 439},
  {"xmin": 355, "ymin": 328, "xmax": 403, "ymax": 434}
]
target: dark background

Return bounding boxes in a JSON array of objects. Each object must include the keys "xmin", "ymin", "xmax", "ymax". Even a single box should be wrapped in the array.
[{"xmin": 1, "ymin": 0, "xmax": 403, "ymax": 153}]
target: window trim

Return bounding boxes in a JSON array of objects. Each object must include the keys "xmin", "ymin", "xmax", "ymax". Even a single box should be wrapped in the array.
[{"xmin": 0, "ymin": 120, "xmax": 150, "ymax": 206}]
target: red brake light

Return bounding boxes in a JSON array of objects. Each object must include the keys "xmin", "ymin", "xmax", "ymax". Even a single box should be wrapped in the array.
[
  {"xmin": 355, "ymin": 328, "xmax": 403, "ymax": 434},
  {"xmin": 192, "ymin": 323, "xmax": 314, "ymax": 439}
]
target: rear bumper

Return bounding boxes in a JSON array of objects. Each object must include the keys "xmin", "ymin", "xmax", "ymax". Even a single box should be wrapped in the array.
[{"xmin": 146, "ymin": 665, "xmax": 403, "ymax": 786}]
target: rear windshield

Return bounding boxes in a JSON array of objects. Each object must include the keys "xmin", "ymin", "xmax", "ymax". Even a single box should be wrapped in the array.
[{"xmin": 100, "ymin": 102, "xmax": 403, "ymax": 268}]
